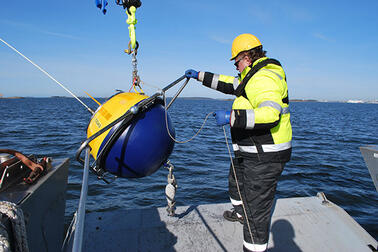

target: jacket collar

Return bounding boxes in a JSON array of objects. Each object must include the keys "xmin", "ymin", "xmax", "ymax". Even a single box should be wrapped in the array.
[{"xmin": 252, "ymin": 57, "xmax": 268, "ymax": 67}]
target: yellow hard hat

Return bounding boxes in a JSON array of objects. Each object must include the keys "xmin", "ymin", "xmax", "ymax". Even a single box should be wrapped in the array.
[{"xmin": 230, "ymin": 33, "xmax": 262, "ymax": 60}]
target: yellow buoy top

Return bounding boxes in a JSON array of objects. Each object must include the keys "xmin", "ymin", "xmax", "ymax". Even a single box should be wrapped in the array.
[{"xmin": 87, "ymin": 92, "xmax": 148, "ymax": 159}]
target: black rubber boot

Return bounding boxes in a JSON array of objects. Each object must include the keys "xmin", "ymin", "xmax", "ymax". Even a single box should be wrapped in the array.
[{"xmin": 223, "ymin": 209, "xmax": 243, "ymax": 224}]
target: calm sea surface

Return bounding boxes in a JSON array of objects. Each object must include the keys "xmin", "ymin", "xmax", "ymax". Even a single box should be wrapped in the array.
[{"xmin": 0, "ymin": 97, "xmax": 377, "ymax": 239}]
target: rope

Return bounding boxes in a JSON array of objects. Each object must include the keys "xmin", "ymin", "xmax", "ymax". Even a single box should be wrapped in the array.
[
  {"xmin": 139, "ymin": 80, "xmax": 162, "ymax": 91},
  {"xmin": 0, "ymin": 222, "xmax": 11, "ymax": 252},
  {"xmin": 0, "ymin": 201, "xmax": 29, "ymax": 252},
  {"xmin": 61, "ymin": 212, "xmax": 77, "ymax": 251},
  {"xmin": 0, "ymin": 38, "xmax": 94, "ymax": 115},
  {"xmin": 222, "ymin": 126, "xmax": 255, "ymax": 245},
  {"xmin": 163, "ymin": 92, "xmax": 212, "ymax": 144}
]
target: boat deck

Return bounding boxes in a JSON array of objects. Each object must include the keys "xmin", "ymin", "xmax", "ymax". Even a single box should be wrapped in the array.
[{"xmin": 83, "ymin": 193, "xmax": 377, "ymax": 252}]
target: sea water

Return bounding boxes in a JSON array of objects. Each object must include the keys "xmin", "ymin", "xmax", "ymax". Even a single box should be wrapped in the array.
[{"xmin": 0, "ymin": 97, "xmax": 377, "ymax": 240}]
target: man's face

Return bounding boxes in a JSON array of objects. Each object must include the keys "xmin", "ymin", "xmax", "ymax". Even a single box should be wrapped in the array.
[{"xmin": 234, "ymin": 54, "xmax": 250, "ymax": 73}]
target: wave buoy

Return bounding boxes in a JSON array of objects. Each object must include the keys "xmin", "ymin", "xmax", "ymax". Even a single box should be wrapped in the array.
[{"xmin": 87, "ymin": 92, "xmax": 175, "ymax": 178}]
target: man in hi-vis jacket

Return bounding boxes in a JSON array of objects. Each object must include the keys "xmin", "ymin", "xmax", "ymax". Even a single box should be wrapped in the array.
[{"xmin": 185, "ymin": 33, "xmax": 292, "ymax": 252}]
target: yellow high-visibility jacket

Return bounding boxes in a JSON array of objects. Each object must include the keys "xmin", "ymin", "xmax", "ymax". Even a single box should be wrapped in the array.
[{"xmin": 198, "ymin": 57, "xmax": 292, "ymax": 162}]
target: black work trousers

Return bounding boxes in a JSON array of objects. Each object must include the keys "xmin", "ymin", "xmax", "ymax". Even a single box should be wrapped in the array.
[{"xmin": 229, "ymin": 156, "xmax": 285, "ymax": 247}]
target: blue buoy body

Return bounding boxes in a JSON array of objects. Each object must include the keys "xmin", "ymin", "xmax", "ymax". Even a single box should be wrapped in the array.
[{"xmin": 99, "ymin": 102, "xmax": 175, "ymax": 178}]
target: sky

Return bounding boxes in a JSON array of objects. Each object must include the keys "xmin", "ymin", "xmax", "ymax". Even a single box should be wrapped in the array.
[{"xmin": 1, "ymin": 0, "xmax": 378, "ymax": 101}]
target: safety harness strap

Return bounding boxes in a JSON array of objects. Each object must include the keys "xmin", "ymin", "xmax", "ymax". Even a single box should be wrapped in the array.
[{"xmin": 234, "ymin": 58, "xmax": 286, "ymax": 101}]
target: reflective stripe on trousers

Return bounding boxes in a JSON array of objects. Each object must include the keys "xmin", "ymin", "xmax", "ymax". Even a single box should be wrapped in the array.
[
  {"xmin": 233, "ymin": 141, "xmax": 291, "ymax": 153},
  {"xmin": 243, "ymin": 240, "xmax": 267, "ymax": 252}
]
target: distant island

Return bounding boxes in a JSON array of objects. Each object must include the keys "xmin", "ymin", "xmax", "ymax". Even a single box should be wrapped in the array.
[
  {"xmin": 0, "ymin": 96, "xmax": 24, "ymax": 99},
  {"xmin": 290, "ymin": 99, "xmax": 319, "ymax": 102},
  {"xmin": 0, "ymin": 93, "xmax": 25, "ymax": 99}
]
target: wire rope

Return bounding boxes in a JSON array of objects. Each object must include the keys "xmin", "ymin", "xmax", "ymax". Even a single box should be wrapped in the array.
[
  {"xmin": 222, "ymin": 126, "xmax": 255, "ymax": 245},
  {"xmin": 163, "ymin": 92, "xmax": 212, "ymax": 144},
  {"xmin": 0, "ymin": 38, "xmax": 94, "ymax": 114}
]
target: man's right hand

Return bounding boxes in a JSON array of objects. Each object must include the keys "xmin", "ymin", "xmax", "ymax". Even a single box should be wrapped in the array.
[
  {"xmin": 213, "ymin": 110, "xmax": 231, "ymax": 126},
  {"xmin": 185, "ymin": 69, "xmax": 199, "ymax": 80}
]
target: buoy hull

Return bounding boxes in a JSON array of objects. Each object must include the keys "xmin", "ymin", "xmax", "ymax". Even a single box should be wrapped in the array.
[
  {"xmin": 100, "ymin": 103, "xmax": 175, "ymax": 178},
  {"xmin": 87, "ymin": 92, "xmax": 175, "ymax": 178}
]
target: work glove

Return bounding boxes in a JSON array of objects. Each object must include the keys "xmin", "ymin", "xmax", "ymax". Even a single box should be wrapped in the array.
[
  {"xmin": 185, "ymin": 69, "xmax": 199, "ymax": 80},
  {"xmin": 95, "ymin": 0, "xmax": 108, "ymax": 14},
  {"xmin": 213, "ymin": 110, "xmax": 231, "ymax": 126},
  {"xmin": 101, "ymin": 0, "xmax": 108, "ymax": 14},
  {"xmin": 95, "ymin": 0, "xmax": 101, "ymax": 8}
]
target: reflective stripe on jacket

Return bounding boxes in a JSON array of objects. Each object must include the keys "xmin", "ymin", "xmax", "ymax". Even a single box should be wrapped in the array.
[{"xmin": 198, "ymin": 57, "xmax": 292, "ymax": 162}]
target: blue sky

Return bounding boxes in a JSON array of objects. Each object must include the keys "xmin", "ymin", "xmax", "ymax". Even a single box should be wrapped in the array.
[{"xmin": 1, "ymin": 0, "xmax": 377, "ymax": 101}]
